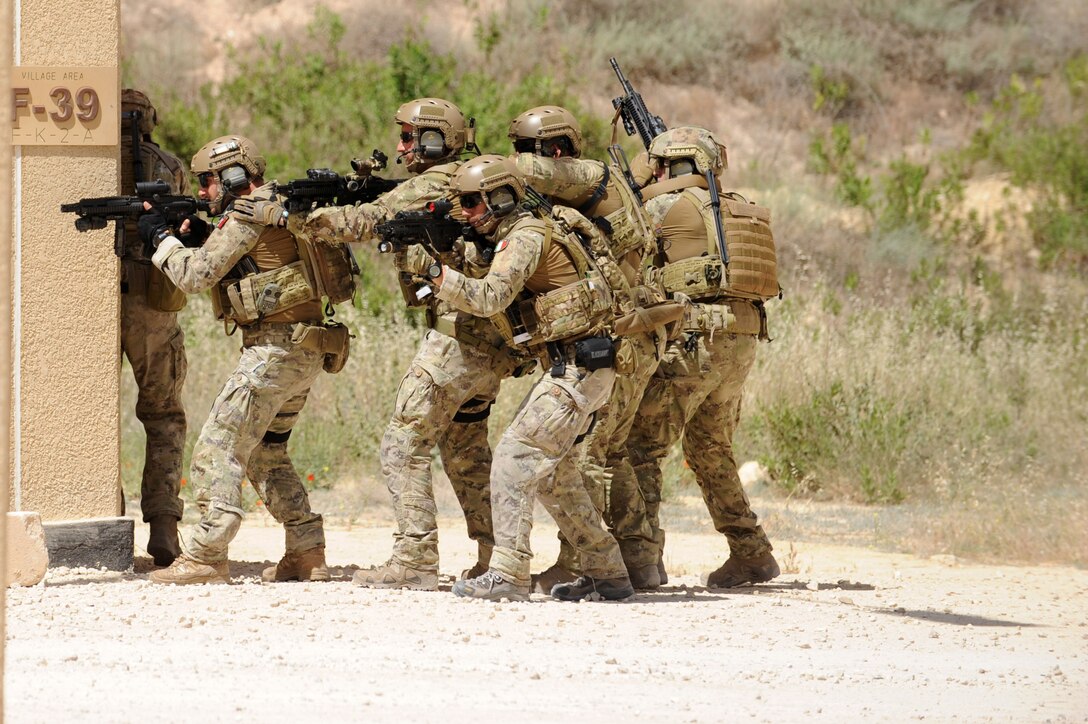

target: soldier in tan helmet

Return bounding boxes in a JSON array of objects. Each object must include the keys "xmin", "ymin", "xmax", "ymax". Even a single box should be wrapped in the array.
[
  {"xmin": 143, "ymin": 134, "xmax": 352, "ymax": 585},
  {"xmin": 430, "ymin": 155, "xmax": 634, "ymax": 602},
  {"xmin": 507, "ymin": 105, "xmax": 664, "ymax": 591},
  {"xmin": 623, "ymin": 126, "xmax": 781, "ymax": 589},
  {"xmin": 118, "ymin": 89, "xmax": 191, "ymax": 567},
  {"xmin": 291, "ymin": 98, "xmax": 518, "ymax": 590}
]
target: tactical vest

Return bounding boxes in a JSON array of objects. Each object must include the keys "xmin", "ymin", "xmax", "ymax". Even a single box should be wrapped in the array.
[
  {"xmin": 649, "ymin": 183, "xmax": 779, "ymax": 303},
  {"xmin": 120, "ymin": 127, "xmax": 188, "ymax": 312},
  {"xmin": 211, "ymin": 191, "xmax": 357, "ymax": 328},
  {"xmin": 488, "ymin": 216, "xmax": 614, "ymax": 353},
  {"xmin": 583, "ymin": 164, "xmax": 657, "ymax": 267}
]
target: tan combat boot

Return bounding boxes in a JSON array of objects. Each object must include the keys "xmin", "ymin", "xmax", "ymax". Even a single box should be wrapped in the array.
[
  {"xmin": 460, "ymin": 560, "xmax": 489, "ymax": 580},
  {"xmin": 704, "ymin": 552, "xmax": 781, "ymax": 588},
  {"xmin": 352, "ymin": 559, "xmax": 438, "ymax": 590},
  {"xmin": 262, "ymin": 546, "xmax": 330, "ymax": 583},
  {"xmin": 147, "ymin": 515, "xmax": 180, "ymax": 567},
  {"xmin": 531, "ymin": 562, "xmax": 578, "ymax": 595},
  {"xmin": 149, "ymin": 554, "xmax": 230, "ymax": 585}
]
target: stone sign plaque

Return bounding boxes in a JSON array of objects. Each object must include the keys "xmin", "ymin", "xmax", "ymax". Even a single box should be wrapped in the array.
[{"xmin": 11, "ymin": 66, "xmax": 118, "ymax": 146}]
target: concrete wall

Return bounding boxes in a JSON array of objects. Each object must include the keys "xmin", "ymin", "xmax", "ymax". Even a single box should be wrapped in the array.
[{"xmin": 9, "ymin": 0, "xmax": 122, "ymax": 519}]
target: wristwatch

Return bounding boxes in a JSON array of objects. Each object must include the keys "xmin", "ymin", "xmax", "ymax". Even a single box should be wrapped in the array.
[{"xmin": 426, "ymin": 262, "xmax": 443, "ymax": 280}]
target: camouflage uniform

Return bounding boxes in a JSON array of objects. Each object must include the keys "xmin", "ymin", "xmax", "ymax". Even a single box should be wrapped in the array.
[
  {"xmin": 153, "ymin": 202, "xmax": 326, "ymax": 564},
  {"xmin": 120, "ymin": 138, "xmax": 188, "ymax": 523},
  {"xmin": 295, "ymin": 167, "xmax": 513, "ymax": 572},
  {"xmin": 436, "ymin": 212, "xmax": 627, "ymax": 587},
  {"xmin": 622, "ymin": 189, "xmax": 773, "ymax": 568},
  {"xmin": 514, "ymin": 153, "xmax": 661, "ymax": 572}
]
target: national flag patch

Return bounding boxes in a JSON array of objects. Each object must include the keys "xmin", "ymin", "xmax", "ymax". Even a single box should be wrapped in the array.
[
  {"xmin": 494, "ymin": 238, "xmax": 510, "ymax": 253},
  {"xmin": 217, "ymin": 215, "xmax": 230, "ymax": 229}
]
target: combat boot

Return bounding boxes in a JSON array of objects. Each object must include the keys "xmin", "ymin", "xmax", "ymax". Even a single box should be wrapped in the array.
[
  {"xmin": 452, "ymin": 570, "xmax": 530, "ymax": 602},
  {"xmin": 551, "ymin": 575, "xmax": 634, "ymax": 602},
  {"xmin": 352, "ymin": 559, "xmax": 438, "ymax": 590},
  {"xmin": 657, "ymin": 558, "xmax": 669, "ymax": 585},
  {"xmin": 147, "ymin": 515, "xmax": 180, "ymax": 567},
  {"xmin": 704, "ymin": 552, "xmax": 781, "ymax": 588},
  {"xmin": 627, "ymin": 563, "xmax": 662, "ymax": 590},
  {"xmin": 460, "ymin": 560, "xmax": 489, "ymax": 580},
  {"xmin": 531, "ymin": 562, "xmax": 578, "ymax": 595},
  {"xmin": 262, "ymin": 546, "xmax": 330, "ymax": 583},
  {"xmin": 149, "ymin": 554, "xmax": 229, "ymax": 585}
]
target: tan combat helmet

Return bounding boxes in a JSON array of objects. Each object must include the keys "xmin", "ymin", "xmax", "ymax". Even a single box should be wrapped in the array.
[
  {"xmin": 121, "ymin": 89, "xmax": 157, "ymax": 136},
  {"xmin": 449, "ymin": 154, "xmax": 526, "ymax": 234},
  {"xmin": 394, "ymin": 97, "xmax": 467, "ymax": 172},
  {"xmin": 191, "ymin": 135, "xmax": 266, "ymax": 213},
  {"xmin": 647, "ymin": 126, "xmax": 728, "ymax": 178},
  {"xmin": 508, "ymin": 105, "xmax": 583, "ymax": 158}
]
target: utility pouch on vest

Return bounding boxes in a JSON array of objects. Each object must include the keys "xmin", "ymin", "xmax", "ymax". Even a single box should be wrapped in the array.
[
  {"xmin": 290, "ymin": 322, "xmax": 352, "ymax": 374},
  {"xmin": 657, "ymin": 255, "xmax": 726, "ymax": 301},
  {"xmin": 613, "ymin": 283, "xmax": 688, "ymax": 336},
  {"xmin": 222, "ymin": 261, "xmax": 317, "ymax": 324},
  {"xmin": 527, "ymin": 272, "xmax": 613, "ymax": 344},
  {"xmin": 146, "ymin": 267, "xmax": 188, "ymax": 312},
  {"xmin": 602, "ymin": 164, "xmax": 656, "ymax": 260},
  {"xmin": 575, "ymin": 336, "xmax": 615, "ymax": 371},
  {"xmin": 296, "ymin": 237, "xmax": 358, "ymax": 304}
]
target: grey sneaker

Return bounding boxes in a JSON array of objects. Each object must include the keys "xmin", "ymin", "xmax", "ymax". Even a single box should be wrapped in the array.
[
  {"xmin": 551, "ymin": 575, "xmax": 634, "ymax": 602},
  {"xmin": 352, "ymin": 560, "xmax": 438, "ymax": 590},
  {"xmin": 452, "ymin": 570, "xmax": 530, "ymax": 602}
]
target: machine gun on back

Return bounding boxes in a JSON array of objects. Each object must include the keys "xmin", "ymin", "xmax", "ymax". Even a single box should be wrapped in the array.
[
  {"xmin": 277, "ymin": 150, "xmax": 402, "ymax": 214},
  {"xmin": 609, "ymin": 57, "xmax": 667, "ymax": 150}
]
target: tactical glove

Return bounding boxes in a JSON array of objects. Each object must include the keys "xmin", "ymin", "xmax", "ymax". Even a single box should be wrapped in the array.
[
  {"xmin": 232, "ymin": 197, "xmax": 288, "ymax": 227},
  {"xmin": 138, "ymin": 212, "xmax": 174, "ymax": 252},
  {"xmin": 179, "ymin": 215, "xmax": 211, "ymax": 248}
]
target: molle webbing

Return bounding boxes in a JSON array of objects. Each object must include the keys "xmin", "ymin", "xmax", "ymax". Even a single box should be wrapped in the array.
[{"xmin": 659, "ymin": 188, "xmax": 778, "ymax": 302}]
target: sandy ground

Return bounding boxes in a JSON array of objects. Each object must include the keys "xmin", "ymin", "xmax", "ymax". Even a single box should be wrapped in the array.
[{"xmin": 5, "ymin": 504, "xmax": 1087, "ymax": 723}]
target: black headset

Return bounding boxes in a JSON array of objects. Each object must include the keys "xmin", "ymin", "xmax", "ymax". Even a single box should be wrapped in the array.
[
  {"xmin": 418, "ymin": 128, "xmax": 447, "ymax": 159},
  {"xmin": 488, "ymin": 186, "xmax": 518, "ymax": 216},
  {"xmin": 220, "ymin": 165, "xmax": 250, "ymax": 193}
]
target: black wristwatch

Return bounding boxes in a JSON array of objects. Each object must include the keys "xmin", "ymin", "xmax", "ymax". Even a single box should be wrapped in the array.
[{"xmin": 427, "ymin": 262, "xmax": 443, "ymax": 280}]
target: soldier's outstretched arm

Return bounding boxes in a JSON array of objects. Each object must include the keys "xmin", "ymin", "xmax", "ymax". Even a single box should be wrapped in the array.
[
  {"xmin": 292, "ymin": 171, "xmax": 451, "ymax": 245},
  {"xmin": 435, "ymin": 227, "xmax": 543, "ymax": 317},
  {"xmin": 151, "ymin": 214, "xmax": 262, "ymax": 294}
]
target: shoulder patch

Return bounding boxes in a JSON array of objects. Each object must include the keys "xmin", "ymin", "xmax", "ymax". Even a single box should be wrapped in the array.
[
  {"xmin": 217, "ymin": 215, "xmax": 230, "ymax": 229},
  {"xmin": 494, "ymin": 238, "xmax": 510, "ymax": 253}
]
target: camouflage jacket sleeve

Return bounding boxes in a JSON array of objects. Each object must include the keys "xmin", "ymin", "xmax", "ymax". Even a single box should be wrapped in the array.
[
  {"xmin": 512, "ymin": 154, "xmax": 604, "ymax": 205},
  {"xmin": 435, "ymin": 225, "xmax": 543, "ymax": 317},
  {"xmin": 291, "ymin": 170, "xmax": 451, "ymax": 245},
  {"xmin": 151, "ymin": 214, "xmax": 261, "ymax": 294}
]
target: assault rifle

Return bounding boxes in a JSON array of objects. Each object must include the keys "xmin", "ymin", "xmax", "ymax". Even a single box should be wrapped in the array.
[
  {"xmin": 375, "ymin": 199, "xmax": 468, "ymax": 259},
  {"xmin": 60, "ymin": 180, "xmax": 210, "ymax": 255},
  {"xmin": 277, "ymin": 150, "xmax": 402, "ymax": 214},
  {"xmin": 609, "ymin": 57, "xmax": 667, "ymax": 149}
]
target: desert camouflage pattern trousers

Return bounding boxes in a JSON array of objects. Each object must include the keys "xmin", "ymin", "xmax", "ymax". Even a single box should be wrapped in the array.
[
  {"xmin": 182, "ymin": 323, "xmax": 325, "ymax": 564},
  {"xmin": 490, "ymin": 362, "xmax": 626, "ymax": 587},
  {"xmin": 120, "ymin": 268, "xmax": 186, "ymax": 522},
  {"xmin": 624, "ymin": 330, "xmax": 772, "ymax": 565},
  {"xmin": 555, "ymin": 329, "xmax": 663, "ymax": 572},
  {"xmin": 381, "ymin": 329, "xmax": 513, "ymax": 572}
]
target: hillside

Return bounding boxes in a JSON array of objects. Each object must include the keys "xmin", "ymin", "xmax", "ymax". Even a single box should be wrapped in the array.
[{"xmin": 119, "ymin": 0, "xmax": 1088, "ymax": 565}]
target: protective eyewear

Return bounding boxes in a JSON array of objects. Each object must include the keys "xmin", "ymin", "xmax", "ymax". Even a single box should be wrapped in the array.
[
  {"xmin": 459, "ymin": 192, "xmax": 485, "ymax": 208},
  {"xmin": 197, "ymin": 172, "xmax": 216, "ymax": 188}
]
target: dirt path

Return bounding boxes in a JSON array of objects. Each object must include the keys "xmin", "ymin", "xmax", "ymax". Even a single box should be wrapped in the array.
[{"xmin": 5, "ymin": 510, "xmax": 1086, "ymax": 722}]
